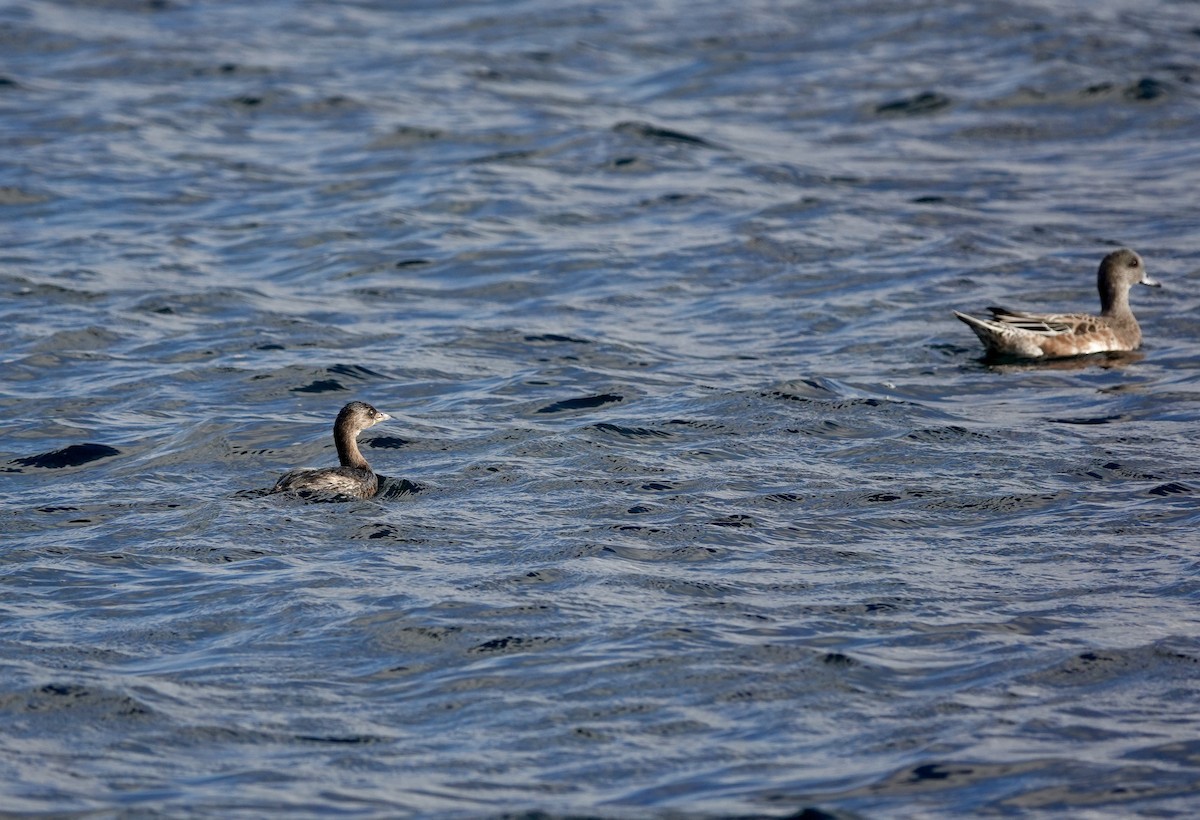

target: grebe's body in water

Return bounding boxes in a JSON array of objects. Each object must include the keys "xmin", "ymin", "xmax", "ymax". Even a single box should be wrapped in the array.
[{"xmin": 272, "ymin": 401, "xmax": 390, "ymax": 500}]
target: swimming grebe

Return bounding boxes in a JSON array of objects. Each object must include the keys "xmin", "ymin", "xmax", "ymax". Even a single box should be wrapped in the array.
[{"xmin": 271, "ymin": 401, "xmax": 390, "ymax": 500}]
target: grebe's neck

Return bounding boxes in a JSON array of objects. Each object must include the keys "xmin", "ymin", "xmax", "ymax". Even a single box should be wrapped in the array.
[{"xmin": 334, "ymin": 425, "xmax": 369, "ymax": 470}]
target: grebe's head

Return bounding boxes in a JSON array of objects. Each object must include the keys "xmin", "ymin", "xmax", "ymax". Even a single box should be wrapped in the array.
[{"xmin": 336, "ymin": 401, "xmax": 390, "ymax": 433}]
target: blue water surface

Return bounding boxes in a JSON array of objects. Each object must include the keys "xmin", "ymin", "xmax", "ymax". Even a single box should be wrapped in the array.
[{"xmin": 2, "ymin": 0, "xmax": 1199, "ymax": 816}]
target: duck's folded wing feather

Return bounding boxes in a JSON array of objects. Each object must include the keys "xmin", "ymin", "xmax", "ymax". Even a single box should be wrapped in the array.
[{"xmin": 986, "ymin": 307, "xmax": 1075, "ymax": 335}]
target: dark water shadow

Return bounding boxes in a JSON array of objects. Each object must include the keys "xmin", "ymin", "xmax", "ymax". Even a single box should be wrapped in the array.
[{"xmin": 9, "ymin": 443, "xmax": 121, "ymax": 470}]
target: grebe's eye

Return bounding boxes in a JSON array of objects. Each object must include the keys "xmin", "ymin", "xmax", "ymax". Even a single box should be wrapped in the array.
[{"xmin": 1130, "ymin": 258, "xmax": 1139, "ymax": 267}]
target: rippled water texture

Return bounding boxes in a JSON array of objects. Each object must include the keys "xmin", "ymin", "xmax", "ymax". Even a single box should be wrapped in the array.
[{"xmin": 3, "ymin": 0, "xmax": 1200, "ymax": 816}]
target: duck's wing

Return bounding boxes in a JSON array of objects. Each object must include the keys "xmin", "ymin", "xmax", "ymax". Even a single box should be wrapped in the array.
[
  {"xmin": 955, "ymin": 306, "xmax": 1126, "ymax": 359},
  {"xmin": 955, "ymin": 310, "xmax": 1073, "ymax": 358},
  {"xmin": 985, "ymin": 307, "xmax": 1090, "ymax": 336}
]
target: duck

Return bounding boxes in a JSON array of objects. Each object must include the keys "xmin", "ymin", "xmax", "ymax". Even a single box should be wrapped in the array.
[
  {"xmin": 271, "ymin": 401, "xmax": 390, "ymax": 500},
  {"xmin": 953, "ymin": 248, "xmax": 1160, "ymax": 359}
]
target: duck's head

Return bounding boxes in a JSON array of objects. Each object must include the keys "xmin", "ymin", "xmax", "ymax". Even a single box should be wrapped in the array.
[{"xmin": 1101, "ymin": 248, "xmax": 1159, "ymax": 291}]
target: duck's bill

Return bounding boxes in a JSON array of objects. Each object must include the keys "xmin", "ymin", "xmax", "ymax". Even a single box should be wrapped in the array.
[{"xmin": 1142, "ymin": 275, "xmax": 1162, "ymax": 288}]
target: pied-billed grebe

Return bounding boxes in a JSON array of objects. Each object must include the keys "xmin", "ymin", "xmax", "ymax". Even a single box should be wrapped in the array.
[
  {"xmin": 954, "ymin": 248, "xmax": 1161, "ymax": 358},
  {"xmin": 271, "ymin": 401, "xmax": 390, "ymax": 500}
]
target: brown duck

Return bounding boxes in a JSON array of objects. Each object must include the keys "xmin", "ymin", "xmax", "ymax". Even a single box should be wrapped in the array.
[{"xmin": 954, "ymin": 248, "xmax": 1160, "ymax": 359}]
